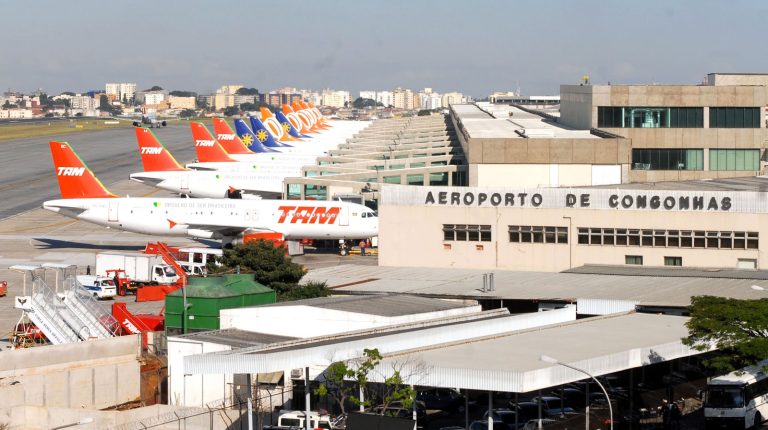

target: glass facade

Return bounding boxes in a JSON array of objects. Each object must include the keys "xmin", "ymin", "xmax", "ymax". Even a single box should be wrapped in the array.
[
  {"xmin": 304, "ymin": 184, "xmax": 327, "ymax": 200},
  {"xmin": 632, "ymin": 149, "xmax": 703, "ymax": 170},
  {"xmin": 598, "ymin": 107, "xmax": 703, "ymax": 128},
  {"xmin": 709, "ymin": 107, "xmax": 761, "ymax": 128},
  {"xmin": 709, "ymin": 149, "xmax": 760, "ymax": 171}
]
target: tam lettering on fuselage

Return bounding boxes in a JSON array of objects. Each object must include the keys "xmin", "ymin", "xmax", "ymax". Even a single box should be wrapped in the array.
[
  {"xmin": 277, "ymin": 206, "xmax": 340, "ymax": 224},
  {"xmin": 140, "ymin": 147, "xmax": 163, "ymax": 155},
  {"xmin": 57, "ymin": 167, "xmax": 85, "ymax": 176},
  {"xmin": 195, "ymin": 140, "xmax": 215, "ymax": 147}
]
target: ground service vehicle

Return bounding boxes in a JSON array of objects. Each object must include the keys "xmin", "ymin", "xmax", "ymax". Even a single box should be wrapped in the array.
[
  {"xmin": 263, "ymin": 410, "xmax": 332, "ymax": 429},
  {"xmin": 704, "ymin": 359, "xmax": 768, "ymax": 429},
  {"xmin": 96, "ymin": 252, "xmax": 178, "ymax": 286},
  {"xmin": 75, "ymin": 275, "xmax": 117, "ymax": 299}
]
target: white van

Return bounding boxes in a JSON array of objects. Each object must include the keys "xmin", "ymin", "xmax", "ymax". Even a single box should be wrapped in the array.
[
  {"xmin": 179, "ymin": 262, "xmax": 207, "ymax": 277},
  {"xmin": 76, "ymin": 275, "xmax": 117, "ymax": 299},
  {"xmin": 271, "ymin": 410, "xmax": 332, "ymax": 429}
]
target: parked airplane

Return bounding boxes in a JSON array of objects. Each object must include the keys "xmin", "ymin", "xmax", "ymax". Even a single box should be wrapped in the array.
[
  {"xmin": 130, "ymin": 127, "xmax": 285, "ymax": 198},
  {"xmin": 186, "ymin": 122, "xmax": 317, "ymax": 171},
  {"xmin": 43, "ymin": 141, "xmax": 378, "ymax": 245}
]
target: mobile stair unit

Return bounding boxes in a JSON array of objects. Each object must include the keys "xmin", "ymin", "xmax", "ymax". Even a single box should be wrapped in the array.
[{"xmin": 12, "ymin": 264, "xmax": 119, "ymax": 345}]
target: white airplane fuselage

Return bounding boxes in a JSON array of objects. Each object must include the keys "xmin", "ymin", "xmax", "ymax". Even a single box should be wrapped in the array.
[
  {"xmin": 129, "ymin": 169, "xmax": 286, "ymax": 198},
  {"xmin": 43, "ymin": 197, "xmax": 378, "ymax": 241}
]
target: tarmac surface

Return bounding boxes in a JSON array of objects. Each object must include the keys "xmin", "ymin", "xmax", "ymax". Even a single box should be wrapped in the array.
[
  {"xmin": 0, "ymin": 124, "xmax": 196, "ymax": 219},
  {"xmin": 0, "ymin": 125, "xmax": 377, "ymax": 343}
]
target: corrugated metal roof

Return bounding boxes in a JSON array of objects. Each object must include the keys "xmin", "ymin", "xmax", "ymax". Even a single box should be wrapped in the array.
[
  {"xmin": 172, "ymin": 328, "xmax": 297, "ymax": 349},
  {"xmin": 300, "ymin": 264, "xmax": 768, "ymax": 307},
  {"xmin": 257, "ymin": 294, "xmax": 471, "ymax": 317},
  {"xmin": 183, "ymin": 311, "xmax": 704, "ymax": 394},
  {"xmin": 367, "ymin": 313, "xmax": 700, "ymax": 393},
  {"xmin": 184, "ymin": 307, "xmax": 577, "ymax": 376}
]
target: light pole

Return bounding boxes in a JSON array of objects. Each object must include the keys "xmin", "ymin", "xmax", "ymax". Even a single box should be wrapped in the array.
[{"xmin": 540, "ymin": 354, "xmax": 613, "ymax": 430}]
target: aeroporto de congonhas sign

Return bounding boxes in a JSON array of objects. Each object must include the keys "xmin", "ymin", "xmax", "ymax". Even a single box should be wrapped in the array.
[{"xmin": 382, "ymin": 185, "xmax": 768, "ymax": 213}]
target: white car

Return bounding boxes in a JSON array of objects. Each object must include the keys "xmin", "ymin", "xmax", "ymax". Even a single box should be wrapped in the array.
[{"xmin": 76, "ymin": 275, "xmax": 117, "ymax": 299}]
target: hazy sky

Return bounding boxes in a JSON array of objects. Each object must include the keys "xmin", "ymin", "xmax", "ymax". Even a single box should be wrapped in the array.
[{"xmin": 2, "ymin": 0, "xmax": 767, "ymax": 98}]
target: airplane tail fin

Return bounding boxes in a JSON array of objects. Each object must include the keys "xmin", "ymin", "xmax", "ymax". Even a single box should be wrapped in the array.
[
  {"xmin": 134, "ymin": 127, "xmax": 186, "ymax": 171},
  {"xmin": 248, "ymin": 116, "xmax": 290, "ymax": 148},
  {"xmin": 49, "ymin": 141, "xmax": 117, "ymax": 199},
  {"xmin": 291, "ymin": 101, "xmax": 318, "ymax": 134},
  {"xmin": 212, "ymin": 118, "xmax": 254, "ymax": 155},
  {"xmin": 276, "ymin": 110, "xmax": 307, "ymax": 139},
  {"xmin": 233, "ymin": 119, "xmax": 275, "ymax": 153},
  {"xmin": 189, "ymin": 122, "xmax": 236, "ymax": 163}
]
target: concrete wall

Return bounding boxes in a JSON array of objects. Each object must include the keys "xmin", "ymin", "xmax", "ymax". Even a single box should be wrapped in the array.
[
  {"xmin": 708, "ymin": 73, "xmax": 768, "ymax": 87},
  {"xmin": 220, "ymin": 304, "xmax": 481, "ymax": 338},
  {"xmin": 167, "ymin": 338, "xmax": 232, "ymax": 407},
  {"xmin": 379, "ymin": 203, "xmax": 766, "ymax": 272},
  {"xmin": 0, "ymin": 335, "xmax": 141, "ymax": 410},
  {"xmin": 475, "ymin": 164, "xmax": 621, "ymax": 187}
]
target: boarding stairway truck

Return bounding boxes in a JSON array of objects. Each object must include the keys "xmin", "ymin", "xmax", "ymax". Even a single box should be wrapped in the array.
[
  {"xmin": 134, "ymin": 242, "xmax": 188, "ymax": 301},
  {"xmin": 12, "ymin": 264, "xmax": 118, "ymax": 345}
]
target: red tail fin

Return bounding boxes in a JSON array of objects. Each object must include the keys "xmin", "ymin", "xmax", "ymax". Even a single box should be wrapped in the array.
[
  {"xmin": 189, "ymin": 122, "xmax": 235, "ymax": 163},
  {"xmin": 211, "ymin": 118, "xmax": 253, "ymax": 155},
  {"xmin": 49, "ymin": 141, "xmax": 116, "ymax": 199},
  {"xmin": 282, "ymin": 104, "xmax": 294, "ymax": 114},
  {"xmin": 134, "ymin": 128, "xmax": 186, "ymax": 171}
]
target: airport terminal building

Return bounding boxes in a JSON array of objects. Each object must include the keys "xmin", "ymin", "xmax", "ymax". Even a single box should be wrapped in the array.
[{"xmin": 379, "ymin": 178, "xmax": 768, "ymax": 271}]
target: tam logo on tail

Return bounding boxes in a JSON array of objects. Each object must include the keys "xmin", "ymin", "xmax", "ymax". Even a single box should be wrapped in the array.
[
  {"xmin": 140, "ymin": 147, "xmax": 163, "ymax": 155},
  {"xmin": 217, "ymin": 133, "xmax": 236, "ymax": 141},
  {"xmin": 195, "ymin": 140, "xmax": 216, "ymax": 147},
  {"xmin": 57, "ymin": 167, "xmax": 85, "ymax": 176}
]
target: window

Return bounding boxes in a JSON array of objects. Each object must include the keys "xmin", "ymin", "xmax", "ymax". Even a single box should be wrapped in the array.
[
  {"xmin": 709, "ymin": 149, "xmax": 760, "ymax": 171},
  {"xmin": 625, "ymin": 255, "xmax": 643, "ymax": 265},
  {"xmin": 664, "ymin": 256, "xmax": 683, "ymax": 267},
  {"xmin": 407, "ymin": 174, "xmax": 424, "ymax": 185},
  {"xmin": 598, "ymin": 107, "xmax": 703, "ymax": 128},
  {"xmin": 577, "ymin": 227, "xmax": 758, "ymax": 250},
  {"xmin": 443, "ymin": 224, "xmax": 491, "ymax": 242},
  {"xmin": 510, "ymin": 225, "xmax": 568, "ymax": 244},
  {"xmin": 738, "ymin": 259, "xmax": 758, "ymax": 270},
  {"xmin": 709, "ymin": 107, "xmax": 761, "ymax": 128},
  {"xmin": 632, "ymin": 149, "xmax": 703, "ymax": 170}
]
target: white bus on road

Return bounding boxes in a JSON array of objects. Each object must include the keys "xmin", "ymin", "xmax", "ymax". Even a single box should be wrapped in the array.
[{"xmin": 705, "ymin": 359, "xmax": 768, "ymax": 430}]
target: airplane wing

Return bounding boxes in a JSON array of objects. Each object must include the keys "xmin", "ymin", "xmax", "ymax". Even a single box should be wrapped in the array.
[{"xmin": 173, "ymin": 220, "xmax": 277, "ymax": 238}]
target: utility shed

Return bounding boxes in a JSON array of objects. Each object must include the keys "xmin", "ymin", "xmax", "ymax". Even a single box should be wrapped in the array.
[{"xmin": 165, "ymin": 274, "xmax": 275, "ymax": 333}]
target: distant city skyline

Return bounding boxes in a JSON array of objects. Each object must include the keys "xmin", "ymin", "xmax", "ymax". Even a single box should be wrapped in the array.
[{"xmin": 2, "ymin": 0, "xmax": 767, "ymax": 98}]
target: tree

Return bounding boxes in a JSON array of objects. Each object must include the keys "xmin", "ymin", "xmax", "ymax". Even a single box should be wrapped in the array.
[
  {"xmin": 352, "ymin": 97, "xmax": 377, "ymax": 109},
  {"xmin": 236, "ymin": 87, "xmax": 259, "ymax": 95},
  {"xmin": 149, "ymin": 85, "xmax": 164, "ymax": 91},
  {"xmin": 417, "ymin": 110, "xmax": 431, "ymax": 116},
  {"xmin": 223, "ymin": 106, "xmax": 240, "ymax": 116},
  {"xmin": 61, "ymin": 91, "xmax": 75, "ymax": 96},
  {"xmin": 179, "ymin": 109, "xmax": 196, "ymax": 118},
  {"xmin": 315, "ymin": 348, "xmax": 382, "ymax": 415},
  {"xmin": 215, "ymin": 240, "xmax": 330, "ymax": 301},
  {"xmin": 99, "ymin": 94, "xmax": 111, "ymax": 110},
  {"xmin": 684, "ymin": 295, "xmax": 768, "ymax": 372},
  {"xmin": 169, "ymin": 90, "xmax": 197, "ymax": 97},
  {"xmin": 239, "ymin": 102, "xmax": 259, "ymax": 112}
]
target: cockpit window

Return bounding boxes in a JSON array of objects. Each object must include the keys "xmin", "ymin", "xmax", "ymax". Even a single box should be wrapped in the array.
[{"xmin": 362, "ymin": 211, "xmax": 377, "ymax": 218}]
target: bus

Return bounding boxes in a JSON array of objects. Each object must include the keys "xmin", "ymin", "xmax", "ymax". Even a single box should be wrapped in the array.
[{"xmin": 705, "ymin": 359, "xmax": 768, "ymax": 429}]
